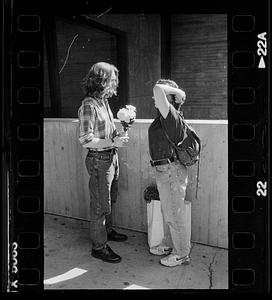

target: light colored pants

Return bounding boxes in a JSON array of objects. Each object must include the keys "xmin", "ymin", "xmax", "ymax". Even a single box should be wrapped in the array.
[{"xmin": 154, "ymin": 161, "xmax": 191, "ymax": 257}]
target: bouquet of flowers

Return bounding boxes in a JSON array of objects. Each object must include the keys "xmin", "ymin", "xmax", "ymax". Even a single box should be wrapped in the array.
[
  {"xmin": 144, "ymin": 184, "xmax": 160, "ymax": 203},
  {"xmin": 117, "ymin": 105, "xmax": 137, "ymax": 136}
]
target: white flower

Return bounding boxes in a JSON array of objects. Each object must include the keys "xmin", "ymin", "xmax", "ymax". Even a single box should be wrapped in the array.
[
  {"xmin": 125, "ymin": 105, "xmax": 136, "ymax": 112},
  {"xmin": 117, "ymin": 105, "xmax": 137, "ymax": 125},
  {"xmin": 117, "ymin": 108, "xmax": 131, "ymax": 123},
  {"xmin": 127, "ymin": 110, "xmax": 136, "ymax": 119}
]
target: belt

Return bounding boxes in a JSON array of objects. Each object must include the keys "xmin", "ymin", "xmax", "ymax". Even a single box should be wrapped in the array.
[
  {"xmin": 150, "ymin": 156, "xmax": 175, "ymax": 167},
  {"xmin": 87, "ymin": 148, "xmax": 116, "ymax": 153}
]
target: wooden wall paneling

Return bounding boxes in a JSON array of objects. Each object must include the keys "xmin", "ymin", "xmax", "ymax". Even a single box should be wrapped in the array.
[
  {"xmin": 189, "ymin": 123, "xmax": 228, "ymax": 248},
  {"xmin": 113, "ymin": 122, "xmax": 152, "ymax": 232},
  {"xmin": 211, "ymin": 123, "xmax": 227, "ymax": 248},
  {"xmin": 171, "ymin": 14, "xmax": 227, "ymax": 120},
  {"xmin": 47, "ymin": 122, "xmax": 60, "ymax": 214},
  {"xmin": 55, "ymin": 122, "xmax": 68, "ymax": 216},
  {"xmin": 64, "ymin": 122, "xmax": 78, "ymax": 217},
  {"xmin": 161, "ymin": 14, "xmax": 171, "ymax": 78},
  {"xmin": 45, "ymin": 14, "xmax": 226, "ymax": 119},
  {"xmin": 44, "ymin": 122, "xmax": 60, "ymax": 214},
  {"xmin": 55, "ymin": 122, "xmax": 69, "ymax": 216},
  {"xmin": 125, "ymin": 123, "xmax": 142, "ymax": 230},
  {"xmin": 193, "ymin": 124, "xmax": 210, "ymax": 245},
  {"xmin": 44, "ymin": 122, "xmax": 51, "ymax": 213},
  {"xmin": 74, "ymin": 123, "xmax": 90, "ymax": 220},
  {"xmin": 44, "ymin": 119, "xmax": 228, "ymax": 248},
  {"xmin": 84, "ymin": 14, "xmax": 161, "ymax": 119},
  {"xmin": 112, "ymin": 123, "xmax": 128, "ymax": 227},
  {"xmin": 139, "ymin": 122, "xmax": 153, "ymax": 231}
]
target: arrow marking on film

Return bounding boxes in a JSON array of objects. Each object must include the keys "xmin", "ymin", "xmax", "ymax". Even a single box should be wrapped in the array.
[{"xmin": 258, "ymin": 56, "xmax": 266, "ymax": 68}]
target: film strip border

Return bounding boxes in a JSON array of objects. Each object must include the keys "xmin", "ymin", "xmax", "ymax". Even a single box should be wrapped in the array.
[
  {"xmin": 228, "ymin": 6, "xmax": 269, "ymax": 292},
  {"xmin": 8, "ymin": 0, "xmax": 44, "ymax": 292},
  {"xmin": 4, "ymin": 0, "xmax": 270, "ymax": 293}
]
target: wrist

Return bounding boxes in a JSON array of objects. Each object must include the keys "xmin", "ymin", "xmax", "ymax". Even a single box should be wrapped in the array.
[{"xmin": 111, "ymin": 137, "xmax": 116, "ymax": 147}]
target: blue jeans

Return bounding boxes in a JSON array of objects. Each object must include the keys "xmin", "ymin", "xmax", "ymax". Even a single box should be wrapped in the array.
[
  {"xmin": 154, "ymin": 161, "xmax": 191, "ymax": 257},
  {"xmin": 85, "ymin": 150, "xmax": 119, "ymax": 250}
]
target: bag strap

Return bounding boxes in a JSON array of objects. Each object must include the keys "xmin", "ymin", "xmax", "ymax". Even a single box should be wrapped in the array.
[
  {"xmin": 159, "ymin": 116, "xmax": 179, "ymax": 151},
  {"xmin": 160, "ymin": 116, "xmax": 201, "ymax": 153},
  {"xmin": 179, "ymin": 112, "xmax": 201, "ymax": 152},
  {"xmin": 183, "ymin": 121, "xmax": 201, "ymax": 152}
]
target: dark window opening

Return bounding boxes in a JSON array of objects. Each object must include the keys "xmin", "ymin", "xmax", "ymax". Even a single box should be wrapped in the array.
[{"xmin": 44, "ymin": 15, "xmax": 128, "ymax": 118}]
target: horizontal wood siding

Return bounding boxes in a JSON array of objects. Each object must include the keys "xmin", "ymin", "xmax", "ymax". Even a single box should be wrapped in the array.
[
  {"xmin": 44, "ymin": 119, "xmax": 228, "ymax": 248},
  {"xmin": 83, "ymin": 14, "xmax": 161, "ymax": 119},
  {"xmin": 44, "ymin": 14, "xmax": 226, "ymax": 120},
  {"xmin": 171, "ymin": 14, "xmax": 227, "ymax": 119}
]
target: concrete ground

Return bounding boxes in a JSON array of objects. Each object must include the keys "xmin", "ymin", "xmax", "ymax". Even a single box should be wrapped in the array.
[{"xmin": 44, "ymin": 213, "xmax": 228, "ymax": 290}]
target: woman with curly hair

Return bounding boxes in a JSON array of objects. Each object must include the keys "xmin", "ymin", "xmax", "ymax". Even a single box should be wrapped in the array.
[{"xmin": 78, "ymin": 62, "xmax": 129, "ymax": 263}]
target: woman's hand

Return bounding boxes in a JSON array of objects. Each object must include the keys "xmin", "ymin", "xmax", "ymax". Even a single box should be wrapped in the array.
[
  {"xmin": 155, "ymin": 84, "xmax": 186, "ymax": 104},
  {"xmin": 174, "ymin": 89, "xmax": 186, "ymax": 104},
  {"xmin": 113, "ymin": 135, "xmax": 129, "ymax": 147}
]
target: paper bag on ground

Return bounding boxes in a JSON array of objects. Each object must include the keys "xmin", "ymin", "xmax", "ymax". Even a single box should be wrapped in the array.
[{"xmin": 146, "ymin": 200, "xmax": 164, "ymax": 249}]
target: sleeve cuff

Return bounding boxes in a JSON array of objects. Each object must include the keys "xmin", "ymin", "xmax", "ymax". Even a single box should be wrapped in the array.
[{"xmin": 79, "ymin": 133, "xmax": 94, "ymax": 145}]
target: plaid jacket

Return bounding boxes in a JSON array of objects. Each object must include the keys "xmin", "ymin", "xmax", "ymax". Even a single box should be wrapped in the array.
[{"xmin": 78, "ymin": 97, "xmax": 117, "ymax": 146}]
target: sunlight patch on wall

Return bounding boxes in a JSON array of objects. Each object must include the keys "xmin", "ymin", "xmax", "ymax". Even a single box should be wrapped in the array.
[{"xmin": 123, "ymin": 284, "xmax": 150, "ymax": 289}]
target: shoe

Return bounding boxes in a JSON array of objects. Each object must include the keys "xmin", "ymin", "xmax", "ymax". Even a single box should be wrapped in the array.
[
  {"xmin": 160, "ymin": 254, "xmax": 190, "ymax": 267},
  {"xmin": 149, "ymin": 245, "xmax": 172, "ymax": 256},
  {"xmin": 91, "ymin": 245, "xmax": 121, "ymax": 263},
  {"xmin": 107, "ymin": 229, "xmax": 128, "ymax": 242}
]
